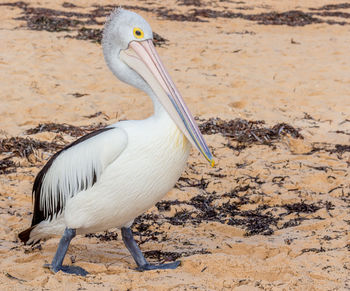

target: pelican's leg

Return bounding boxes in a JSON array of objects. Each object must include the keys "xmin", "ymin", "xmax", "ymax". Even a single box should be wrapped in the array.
[
  {"xmin": 121, "ymin": 227, "xmax": 180, "ymax": 271},
  {"xmin": 44, "ymin": 228, "xmax": 88, "ymax": 276}
]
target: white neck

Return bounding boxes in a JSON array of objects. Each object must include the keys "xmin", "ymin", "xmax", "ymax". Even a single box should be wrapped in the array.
[{"xmin": 144, "ymin": 87, "xmax": 167, "ymax": 118}]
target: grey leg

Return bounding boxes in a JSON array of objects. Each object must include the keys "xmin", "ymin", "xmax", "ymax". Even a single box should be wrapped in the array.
[
  {"xmin": 121, "ymin": 227, "xmax": 180, "ymax": 271},
  {"xmin": 44, "ymin": 228, "xmax": 88, "ymax": 276}
]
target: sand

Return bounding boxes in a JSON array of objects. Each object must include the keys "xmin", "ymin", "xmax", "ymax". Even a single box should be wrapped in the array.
[{"xmin": 0, "ymin": 0, "xmax": 349, "ymax": 290}]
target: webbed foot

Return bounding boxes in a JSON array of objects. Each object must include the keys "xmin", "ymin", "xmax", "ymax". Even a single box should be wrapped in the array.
[
  {"xmin": 44, "ymin": 263, "xmax": 89, "ymax": 276},
  {"xmin": 121, "ymin": 227, "xmax": 182, "ymax": 272},
  {"xmin": 136, "ymin": 260, "xmax": 181, "ymax": 271}
]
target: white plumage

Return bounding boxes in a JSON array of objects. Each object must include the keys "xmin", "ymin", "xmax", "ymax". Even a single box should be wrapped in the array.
[
  {"xmin": 40, "ymin": 127, "xmax": 127, "ymax": 218},
  {"xmin": 29, "ymin": 114, "xmax": 190, "ymax": 244}
]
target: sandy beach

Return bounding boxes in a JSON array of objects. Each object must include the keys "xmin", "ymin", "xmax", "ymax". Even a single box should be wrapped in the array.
[{"xmin": 0, "ymin": 0, "xmax": 349, "ymax": 290}]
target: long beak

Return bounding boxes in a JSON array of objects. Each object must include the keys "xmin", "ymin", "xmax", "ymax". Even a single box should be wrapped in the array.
[{"xmin": 120, "ymin": 39, "xmax": 214, "ymax": 166}]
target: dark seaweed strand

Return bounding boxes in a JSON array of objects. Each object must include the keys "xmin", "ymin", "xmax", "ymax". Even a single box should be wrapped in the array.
[{"xmin": 31, "ymin": 127, "xmax": 114, "ymax": 226}]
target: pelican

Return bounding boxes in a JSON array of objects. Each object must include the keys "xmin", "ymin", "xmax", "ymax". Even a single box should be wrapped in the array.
[{"xmin": 19, "ymin": 8, "xmax": 214, "ymax": 276}]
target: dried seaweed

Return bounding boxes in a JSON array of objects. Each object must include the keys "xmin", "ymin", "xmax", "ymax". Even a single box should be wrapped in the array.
[
  {"xmin": 177, "ymin": 0, "xmax": 203, "ymax": 6},
  {"xmin": 15, "ymin": 6, "xmax": 95, "ymax": 32},
  {"xmin": 153, "ymin": 32, "xmax": 169, "ymax": 47},
  {"xmin": 83, "ymin": 111, "xmax": 109, "ymax": 120},
  {"xmin": 75, "ymin": 27, "xmax": 102, "ymax": 43},
  {"xmin": 156, "ymin": 200, "xmax": 180, "ymax": 211},
  {"xmin": 330, "ymin": 144, "xmax": 350, "ymax": 154},
  {"xmin": 132, "ymin": 149, "xmax": 334, "ymax": 238},
  {"xmin": 25, "ymin": 122, "xmax": 106, "ymax": 137},
  {"xmin": 0, "ymin": 159, "xmax": 17, "ymax": 175},
  {"xmin": 283, "ymin": 202, "xmax": 321, "ymax": 214},
  {"xmin": 70, "ymin": 92, "xmax": 89, "ymax": 98},
  {"xmin": 281, "ymin": 217, "xmax": 307, "ymax": 228},
  {"xmin": 0, "ymin": 1, "xmax": 27, "ymax": 9},
  {"xmin": 2, "ymin": 2, "xmax": 168, "ymax": 46},
  {"xmin": 158, "ymin": 9, "xmax": 206, "ymax": 22},
  {"xmin": 176, "ymin": 176, "xmax": 209, "ymax": 190},
  {"xmin": 301, "ymin": 247, "xmax": 326, "ymax": 254},
  {"xmin": 306, "ymin": 142, "xmax": 350, "ymax": 158},
  {"xmin": 313, "ymin": 11, "xmax": 350, "ymax": 19},
  {"xmin": 309, "ymin": 3, "xmax": 350, "ymax": 11},
  {"xmin": 20, "ymin": 13, "xmax": 83, "ymax": 32},
  {"xmin": 5, "ymin": 272, "xmax": 26, "ymax": 283},
  {"xmin": 332, "ymin": 130, "xmax": 350, "ymax": 136},
  {"xmin": 227, "ymin": 208, "xmax": 277, "ymax": 236},
  {"xmin": 198, "ymin": 117, "xmax": 302, "ymax": 149},
  {"xmin": 85, "ymin": 231, "xmax": 118, "ymax": 241},
  {"xmin": 62, "ymin": 2, "xmax": 77, "ymax": 9},
  {"xmin": 134, "ymin": 177, "xmax": 327, "ymax": 237},
  {"xmin": 2, "ymin": 1, "xmax": 350, "ymax": 29},
  {"xmin": 243, "ymin": 10, "xmax": 323, "ymax": 26},
  {"xmin": 0, "ymin": 136, "xmax": 63, "ymax": 174},
  {"xmin": 0, "ymin": 137, "xmax": 62, "ymax": 159},
  {"xmin": 144, "ymin": 248, "xmax": 211, "ymax": 262},
  {"xmin": 91, "ymin": 4, "xmax": 153, "ymax": 17},
  {"xmin": 158, "ymin": 7, "xmax": 350, "ymax": 26},
  {"xmin": 144, "ymin": 250, "xmax": 182, "ymax": 261}
]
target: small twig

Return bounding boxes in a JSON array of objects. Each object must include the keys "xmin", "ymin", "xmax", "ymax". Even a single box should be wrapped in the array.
[{"xmin": 5, "ymin": 273, "xmax": 26, "ymax": 283}]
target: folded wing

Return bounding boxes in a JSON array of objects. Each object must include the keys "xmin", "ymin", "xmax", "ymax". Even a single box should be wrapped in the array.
[{"xmin": 31, "ymin": 126, "xmax": 128, "ymax": 226}]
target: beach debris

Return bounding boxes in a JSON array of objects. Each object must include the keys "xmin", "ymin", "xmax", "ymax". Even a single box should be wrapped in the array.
[
  {"xmin": 0, "ymin": 2, "xmax": 168, "ymax": 45},
  {"xmin": 129, "ymin": 156, "xmax": 342, "ymax": 238},
  {"xmin": 309, "ymin": 3, "xmax": 350, "ymax": 11},
  {"xmin": 157, "ymin": 8, "xmax": 350, "ymax": 26},
  {"xmin": 75, "ymin": 27, "xmax": 102, "ymax": 43},
  {"xmin": 24, "ymin": 122, "xmax": 105, "ymax": 137},
  {"xmin": 5, "ymin": 273, "xmax": 26, "ymax": 283},
  {"xmin": 85, "ymin": 231, "xmax": 118, "ymax": 241},
  {"xmin": 177, "ymin": 0, "xmax": 203, "ymax": 6},
  {"xmin": 0, "ymin": 136, "xmax": 63, "ymax": 159},
  {"xmin": 70, "ymin": 92, "xmax": 89, "ymax": 98},
  {"xmin": 198, "ymin": 117, "xmax": 303, "ymax": 149},
  {"xmin": 83, "ymin": 111, "xmax": 110, "ymax": 120},
  {"xmin": 0, "ymin": 136, "xmax": 63, "ymax": 174},
  {"xmin": 62, "ymin": 2, "xmax": 77, "ymax": 9},
  {"xmin": 283, "ymin": 202, "xmax": 321, "ymax": 214},
  {"xmin": 144, "ymin": 249, "xmax": 211, "ymax": 263},
  {"xmin": 134, "ymin": 184, "xmax": 330, "ymax": 237},
  {"xmin": 305, "ymin": 142, "xmax": 350, "ymax": 158},
  {"xmin": 0, "ymin": 158, "xmax": 17, "ymax": 175},
  {"xmin": 133, "ymin": 167, "xmax": 332, "ymax": 237},
  {"xmin": 291, "ymin": 38, "xmax": 300, "ymax": 44}
]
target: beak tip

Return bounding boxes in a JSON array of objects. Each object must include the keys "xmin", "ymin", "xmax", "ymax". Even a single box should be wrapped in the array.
[{"xmin": 210, "ymin": 159, "xmax": 215, "ymax": 168}]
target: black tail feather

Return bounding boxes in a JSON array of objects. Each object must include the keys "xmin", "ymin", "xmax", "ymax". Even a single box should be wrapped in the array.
[{"xmin": 18, "ymin": 226, "xmax": 35, "ymax": 244}]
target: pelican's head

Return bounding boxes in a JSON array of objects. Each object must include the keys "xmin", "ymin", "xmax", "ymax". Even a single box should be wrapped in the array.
[{"xmin": 102, "ymin": 8, "xmax": 214, "ymax": 166}]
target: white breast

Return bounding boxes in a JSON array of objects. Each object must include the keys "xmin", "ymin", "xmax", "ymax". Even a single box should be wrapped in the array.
[{"xmin": 64, "ymin": 112, "xmax": 191, "ymax": 234}]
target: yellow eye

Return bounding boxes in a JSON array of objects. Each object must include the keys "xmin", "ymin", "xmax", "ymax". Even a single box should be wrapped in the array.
[{"xmin": 133, "ymin": 27, "xmax": 144, "ymax": 39}]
